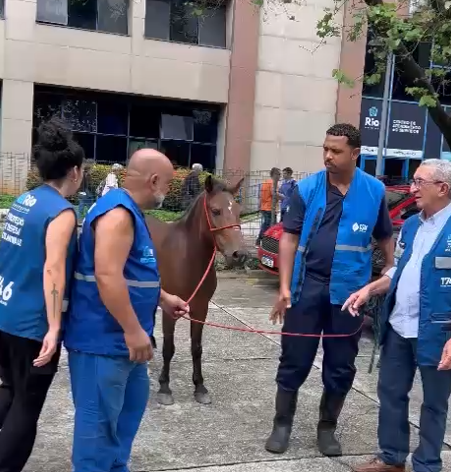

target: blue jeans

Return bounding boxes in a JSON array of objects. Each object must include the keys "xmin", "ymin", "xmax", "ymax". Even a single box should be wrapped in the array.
[
  {"xmin": 378, "ymin": 326, "xmax": 451, "ymax": 472},
  {"xmin": 68, "ymin": 351, "xmax": 150, "ymax": 472}
]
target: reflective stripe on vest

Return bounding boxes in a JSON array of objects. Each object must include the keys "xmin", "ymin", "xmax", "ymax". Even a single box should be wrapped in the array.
[
  {"xmin": 435, "ymin": 256, "xmax": 451, "ymax": 270},
  {"xmin": 297, "ymin": 244, "xmax": 371, "ymax": 254},
  {"xmin": 74, "ymin": 272, "xmax": 160, "ymax": 288}
]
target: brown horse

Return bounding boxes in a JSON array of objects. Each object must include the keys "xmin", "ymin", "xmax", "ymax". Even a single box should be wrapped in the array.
[{"xmin": 146, "ymin": 175, "xmax": 248, "ymax": 405}]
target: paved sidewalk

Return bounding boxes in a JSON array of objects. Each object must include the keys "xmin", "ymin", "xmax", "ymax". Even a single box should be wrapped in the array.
[{"xmin": 25, "ymin": 278, "xmax": 451, "ymax": 471}]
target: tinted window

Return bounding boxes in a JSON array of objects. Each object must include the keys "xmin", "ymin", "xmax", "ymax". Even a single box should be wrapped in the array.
[
  {"xmin": 145, "ymin": 0, "xmax": 170, "ymax": 39},
  {"xmin": 400, "ymin": 202, "xmax": 419, "ymax": 220},
  {"xmin": 385, "ymin": 190, "xmax": 408, "ymax": 210}
]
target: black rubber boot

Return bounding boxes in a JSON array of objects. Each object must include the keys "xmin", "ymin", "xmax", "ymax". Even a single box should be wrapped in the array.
[
  {"xmin": 317, "ymin": 391, "xmax": 346, "ymax": 457},
  {"xmin": 265, "ymin": 387, "xmax": 298, "ymax": 454}
]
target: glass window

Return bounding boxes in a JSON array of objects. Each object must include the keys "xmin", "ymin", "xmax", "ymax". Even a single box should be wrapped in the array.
[
  {"xmin": 62, "ymin": 99, "xmax": 97, "ymax": 132},
  {"xmin": 198, "ymin": 6, "xmax": 226, "ymax": 48},
  {"xmin": 96, "ymin": 135, "xmax": 127, "ymax": 163},
  {"xmin": 128, "ymin": 139, "xmax": 158, "ymax": 158},
  {"xmin": 97, "ymin": 0, "xmax": 128, "ymax": 34},
  {"xmin": 68, "ymin": 0, "xmax": 97, "ymax": 29},
  {"xmin": 0, "ymin": 0, "xmax": 4, "ymax": 18},
  {"xmin": 36, "ymin": 0, "xmax": 68, "ymax": 25},
  {"xmin": 363, "ymin": 159, "xmax": 376, "ymax": 176},
  {"xmin": 145, "ymin": 0, "xmax": 170, "ymax": 40},
  {"xmin": 191, "ymin": 143, "xmax": 215, "ymax": 170},
  {"xmin": 160, "ymin": 140, "xmax": 190, "ymax": 167},
  {"xmin": 97, "ymin": 100, "xmax": 128, "ymax": 135},
  {"xmin": 34, "ymin": 93, "xmax": 62, "ymax": 127},
  {"xmin": 161, "ymin": 114, "xmax": 193, "ymax": 140},
  {"xmin": 385, "ymin": 190, "xmax": 408, "ymax": 210},
  {"xmin": 73, "ymin": 132, "xmax": 95, "ymax": 160},
  {"xmin": 170, "ymin": 0, "xmax": 198, "ymax": 44},
  {"xmin": 129, "ymin": 104, "xmax": 160, "ymax": 138},
  {"xmin": 193, "ymin": 110, "xmax": 216, "ymax": 143}
]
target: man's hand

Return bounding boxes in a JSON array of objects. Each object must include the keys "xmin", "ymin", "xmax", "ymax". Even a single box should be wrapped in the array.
[
  {"xmin": 270, "ymin": 289, "xmax": 291, "ymax": 325},
  {"xmin": 124, "ymin": 328, "xmax": 153, "ymax": 363},
  {"xmin": 160, "ymin": 293, "xmax": 190, "ymax": 319},
  {"xmin": 33, "ymin": 329, "xmax": 59, "ymax": 367},
  {"xmin": 438, "ymin": 339, "xmax": 451, "ymax": 371},
  {"xmin": 380, "ymin": 265, "xmax": 392, "ymax": 276},
  {"xmin": 342, "ymin": 286, "xmax": 371, "ymax": 317}
]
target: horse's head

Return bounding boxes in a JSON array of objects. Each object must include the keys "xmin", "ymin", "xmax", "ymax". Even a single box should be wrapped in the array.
[{"xmin": 203, "ymin": 175, "xmax": 249, "ymax": 267}]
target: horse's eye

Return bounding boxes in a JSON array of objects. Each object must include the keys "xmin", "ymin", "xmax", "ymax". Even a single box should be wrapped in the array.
[{"xmin": 212, "ymin": 209, "xmax": 221, "ymax": 216}]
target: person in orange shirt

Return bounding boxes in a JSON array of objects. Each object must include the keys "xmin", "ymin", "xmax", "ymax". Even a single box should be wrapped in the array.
[{"xmin": 256, "ymin": 167, "xmax": 281, "ymax": 246}]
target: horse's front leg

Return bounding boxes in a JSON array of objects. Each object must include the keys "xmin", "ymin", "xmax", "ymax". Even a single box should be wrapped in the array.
[
  {"xmin": 157, "ymin": 312, "xmax": 176, "ymax": 406},
  {"xmin": 191, "ymin": 312, "xmax": 211, "ymax": 405}
]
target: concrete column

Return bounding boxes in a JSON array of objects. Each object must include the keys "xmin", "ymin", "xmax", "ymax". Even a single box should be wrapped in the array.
[
  {"xmin": 222, "ymin": 0, "xmax": 259, "ymax": 174},
  {"xmin": 0, "ymin": 80, "xmax": 34, "ymax": 194}
]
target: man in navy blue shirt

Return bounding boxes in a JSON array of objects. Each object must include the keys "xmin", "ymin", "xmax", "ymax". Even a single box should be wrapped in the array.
[{"xmin": 265, "ymin": 123, "xmax": 394, "ymax": 458}]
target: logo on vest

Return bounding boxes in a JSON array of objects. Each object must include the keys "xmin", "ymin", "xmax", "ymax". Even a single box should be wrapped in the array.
[
  {"xmin": 352, "ymin": 222, "xmax": 368, "ymax": 233},
  {"xmin": 16, "ymin": 193, "xmax": 37, "ymax": 209},
  {"xmin": 440, "ymin": 277, "xmax": 451, "ymax": 288},
  {"xmin": 140, "ymin": 246, "xmax": 156, "ymax": 264},
  {"xmin": 446, "ymin": 235, "xmax": 451, "ymax": 253}
]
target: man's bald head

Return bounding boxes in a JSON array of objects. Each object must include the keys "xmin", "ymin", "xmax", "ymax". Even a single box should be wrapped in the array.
[
  {"xmin": 127, "ymin": 149, "xmax": 173, "ymax": 176},
  {"xmin": 124, "ymin": 148, "xmax": 174, "ymax": 210}
]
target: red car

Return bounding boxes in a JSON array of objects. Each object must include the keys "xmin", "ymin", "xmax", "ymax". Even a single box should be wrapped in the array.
[{"xmin": 258, "ymin": 184, "xmax": 417, "ymax": 276}]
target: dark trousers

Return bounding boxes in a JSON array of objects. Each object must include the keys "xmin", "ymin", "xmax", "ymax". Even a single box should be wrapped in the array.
[
  {"xmin": 378, "ymin": 326, "xmax": 451, "ymax": 472},
  {"xmin": 257, "ymin": 211, "xmax": 273, "ymax": 244},
  {"xmin": 276, "ymin": 274, "xmax": 362, "ymax": 395},
  {"xmin": 0, "ymin": 330, "xmax": 60, "ymax": 472}
]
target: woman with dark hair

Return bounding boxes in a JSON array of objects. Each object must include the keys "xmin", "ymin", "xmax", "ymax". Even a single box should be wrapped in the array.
[{"xmin": 0, "ymin": 117, "xmax": 84, "ymax": 471}]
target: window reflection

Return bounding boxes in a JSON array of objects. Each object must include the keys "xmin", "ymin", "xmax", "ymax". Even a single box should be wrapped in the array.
[{"xmin": 33, "ymin": 87, "xmax": 219, "ymax": 169}]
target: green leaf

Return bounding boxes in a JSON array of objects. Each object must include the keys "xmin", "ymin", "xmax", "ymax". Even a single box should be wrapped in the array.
[{"xmin": 419, "ymin": 95, "xmax": 438, "ymax": 108}]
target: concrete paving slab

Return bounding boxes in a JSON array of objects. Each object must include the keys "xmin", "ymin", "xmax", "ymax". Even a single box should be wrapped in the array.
[
  {"xmin": 212, "ymin": 281, "xmax": 276, "ymax": 309},
  {"xmin": 352, "ymin": 357, "xmax": 451, "ymax": 447},
  {"xmin": 21, "ymin": 279, "xmax": 451, "ymax": 472},
  {"xmin": 152, "ymin": 307, "xmax": 280, "ymax": 362},
  {"xmin": 338, "ymin": 451, "xmax": 451, "ymax": 472},
  {"xmin": 161, "ymin": 457, "xmax": 352, "ymax": 472}
]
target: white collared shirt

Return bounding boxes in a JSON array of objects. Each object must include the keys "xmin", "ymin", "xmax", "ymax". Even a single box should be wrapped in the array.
[{"xmin": 385, "ymin": 202, "xmax": 451, "ymax": 339}]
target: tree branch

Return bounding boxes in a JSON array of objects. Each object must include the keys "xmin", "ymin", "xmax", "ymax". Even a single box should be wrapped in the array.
[{"xmin": 360, "ymin": 0, "xmax": 451, "ymax": 146}]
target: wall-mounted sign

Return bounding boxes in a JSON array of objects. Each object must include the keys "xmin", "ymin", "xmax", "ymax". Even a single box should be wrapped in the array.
[
  {"xmin": 385, "ymin": 101, "xmax": 426, "ymax": 158},
  {"xmin": 360, "ymin": 98, "xmax": 382, "ymax": 155}
]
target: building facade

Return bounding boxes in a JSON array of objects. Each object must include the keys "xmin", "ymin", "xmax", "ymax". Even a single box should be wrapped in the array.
[{"xmin": 2, "ymin": 0, "xmax": 439, "ymax": 191}]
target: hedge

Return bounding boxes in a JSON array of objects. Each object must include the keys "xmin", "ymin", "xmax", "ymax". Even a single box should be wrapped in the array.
[{"xmin": 26, "ymin": 164, "xmax": 212, "ymax": 211}]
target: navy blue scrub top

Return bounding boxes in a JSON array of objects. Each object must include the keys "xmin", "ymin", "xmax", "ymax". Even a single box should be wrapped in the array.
[{"xmin": 283, "ymin": 177, "xmax": 393, "ymax": 282}]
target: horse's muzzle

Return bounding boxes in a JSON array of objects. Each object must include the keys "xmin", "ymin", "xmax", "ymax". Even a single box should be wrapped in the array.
[{"xmin": 232, "ymin": 250, "xmax": 248, "ymax": 266}]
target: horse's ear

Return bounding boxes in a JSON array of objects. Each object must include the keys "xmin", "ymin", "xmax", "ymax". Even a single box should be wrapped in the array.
[
  {"xmin": 230, "ymin": 177, "xmax": 244, "ymax": 195},
  {"xmin": 205, "ymin": 174, "xmax": 215, "ymax": 193}
]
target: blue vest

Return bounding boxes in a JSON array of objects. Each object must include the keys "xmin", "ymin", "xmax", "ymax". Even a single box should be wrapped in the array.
[
  {"xmin": 380, "ymin": 214, "xmax": 451, "ymax": 366},
  {"xmin": 290, "ymin": 168, "xmax": 385, "ymax": 306},
  {"xmin": 0, "ymin": 185, "xmax": 77, "ymax": 342},
  {"xmin": 64, "ymin": 189, "xmax": 161, "ymax": 356}
]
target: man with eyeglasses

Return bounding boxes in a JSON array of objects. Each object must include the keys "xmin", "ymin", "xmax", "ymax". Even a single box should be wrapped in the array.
[{"xmin": 343, "ymin": 158, "xmax": 451, "ymax": 472}]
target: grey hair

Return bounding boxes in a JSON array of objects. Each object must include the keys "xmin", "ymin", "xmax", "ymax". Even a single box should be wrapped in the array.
[
  {"xmin": 192, "ymin": 163, "xmax": 203, "ymax": 172},
  {"xmin": 420, "ymin": 159, "xmax": 451, "ymax": 188}
]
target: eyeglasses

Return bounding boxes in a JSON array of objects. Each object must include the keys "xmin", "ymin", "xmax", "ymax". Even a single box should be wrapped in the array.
[{"xmin": 409, "ymin": 178, "xmax": 444, "ymax": 188}]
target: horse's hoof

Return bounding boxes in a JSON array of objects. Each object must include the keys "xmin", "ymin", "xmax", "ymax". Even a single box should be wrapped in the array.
[
  {"xmin": 194, "ymin": 391, "xmax": 211, "ymax": 405},
  {"xmin": 157, "ymin": 392, "xmax": 174, "ymax": 406}
]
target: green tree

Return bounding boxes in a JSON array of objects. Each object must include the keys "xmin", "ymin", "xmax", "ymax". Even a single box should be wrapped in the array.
[{"xmin": 317, "ymin": 0, "xmax": 451, "ymax": 147}]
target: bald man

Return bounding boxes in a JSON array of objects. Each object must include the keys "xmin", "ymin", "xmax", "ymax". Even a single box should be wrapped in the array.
[{"xmin": 64, "ymin": 150, "xmax": 190, "ymax": 472}]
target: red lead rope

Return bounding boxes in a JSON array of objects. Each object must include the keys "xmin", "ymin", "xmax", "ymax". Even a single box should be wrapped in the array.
[{"xmin": 177, "ymin": 195, "xmax": 365, "ymax": 339}]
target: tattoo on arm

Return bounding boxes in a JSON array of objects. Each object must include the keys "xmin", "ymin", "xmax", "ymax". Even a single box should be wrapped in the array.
[{"xmin": 51, "ymin": 283, "xmax": 58, "ymax": 319}]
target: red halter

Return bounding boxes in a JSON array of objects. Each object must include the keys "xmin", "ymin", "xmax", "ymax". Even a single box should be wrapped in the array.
[{"xmin": 186, "ymin": 195, "xmax": 241, "ymax": 304}]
